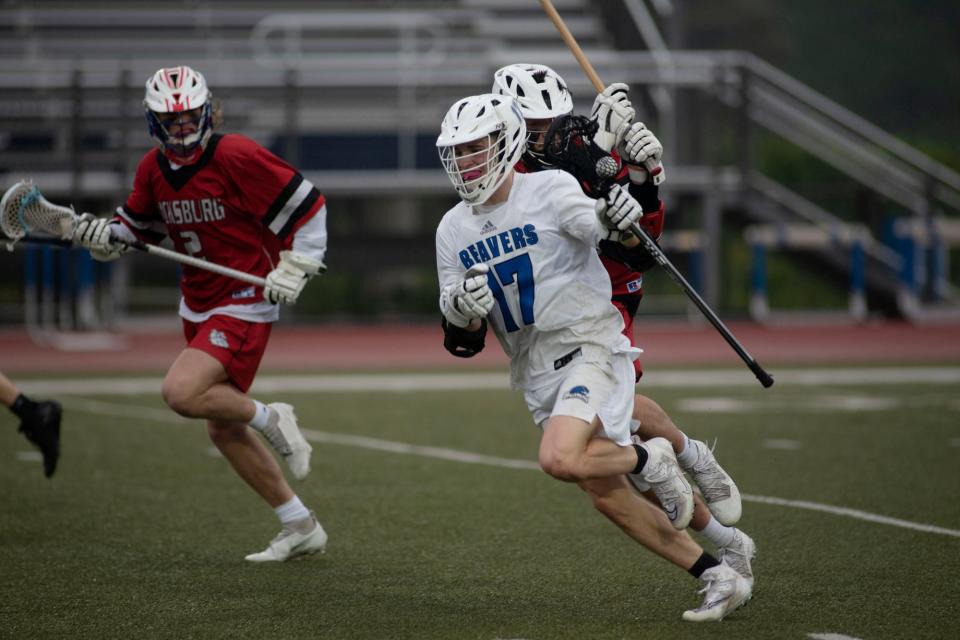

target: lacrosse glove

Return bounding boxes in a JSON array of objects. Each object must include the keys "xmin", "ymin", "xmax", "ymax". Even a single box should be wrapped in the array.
[
  {"xmin": 440, "ymin": 263, "xmax": 494, "ymax": 328},
  {"xmin": 595, "ymin": 184, "xmax": 643, "ymax": 243},
  {"xmin": 621, "ymin": 122, "xmax": 664, "ymax": 185},
  {"xmin": 590, "ymin": 83, "xmax": 635, "ymax": 153},
  {"xmin": 264, "ymin": 250, "xmax": 326, "ymax": 305},
  {"xmin": 74, "ymin": 213, "xmax": 128, "ymax": 261}
]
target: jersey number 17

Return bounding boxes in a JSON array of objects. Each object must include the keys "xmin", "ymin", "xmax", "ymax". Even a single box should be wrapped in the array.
[{"xmin": 487, "ymin": 254, "xmax": 535, "ymax": 332}]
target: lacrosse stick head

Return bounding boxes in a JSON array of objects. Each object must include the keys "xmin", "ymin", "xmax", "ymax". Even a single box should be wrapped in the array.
[
  {"xmin": 543, "ymin": 114, "xmax": 619, "ymax": 198},
  {"xmin": 0, "ymin": 180, "xmax": 77, "ymax": 241}
]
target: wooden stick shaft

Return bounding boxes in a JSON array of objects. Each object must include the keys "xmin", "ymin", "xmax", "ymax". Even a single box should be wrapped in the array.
[{"xmin": 538, "ymin": 0, "xmax": 605, "ymax": 92}]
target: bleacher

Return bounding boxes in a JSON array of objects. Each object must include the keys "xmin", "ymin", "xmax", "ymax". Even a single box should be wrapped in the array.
[{"xmin": 1, "ymin": 0, "xmax": 958, "ymax": 331}]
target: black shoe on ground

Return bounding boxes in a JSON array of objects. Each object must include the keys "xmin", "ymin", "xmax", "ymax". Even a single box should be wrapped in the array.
[{"xmin": 19, "ymin": 400, "xmax": 61, "ymax": 478}]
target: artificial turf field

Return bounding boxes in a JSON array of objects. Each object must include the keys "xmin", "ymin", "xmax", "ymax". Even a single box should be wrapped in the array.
[{"xmin": 2, "ymin": 368, "xmax": 958, "ymax": 639}]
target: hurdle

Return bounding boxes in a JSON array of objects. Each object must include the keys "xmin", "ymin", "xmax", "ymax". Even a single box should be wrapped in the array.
[
  {"xmin": 892, "ymin": 217, "xmax": 960, "ymax": 322},
  {"xmin": 745, "ymin": 223, "xmax": 870, "ymax": 323}
]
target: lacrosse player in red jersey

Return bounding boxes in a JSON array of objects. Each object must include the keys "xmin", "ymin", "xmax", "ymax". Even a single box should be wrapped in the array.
[
  {"xmin": 490, "ymin": 64, "xmax": 755, "ymax": 590},
  {"xmin": 435, "ymin": 93, "xmax": 751, "ymax": 621},
  {"xmin": 72, "ymin": 65, "xmax": 327, "ymax": 562},
  {"xmin": 1, "ymin": 371, "xmax": 61, "ymax": 477}
]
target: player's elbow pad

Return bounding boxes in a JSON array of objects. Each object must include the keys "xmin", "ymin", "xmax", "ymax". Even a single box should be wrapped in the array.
[
  {"xmin": 441, "ymin": 316, "xmax": 487, "ymax": 358},
  {"xmin": 599, "ymin": 238, "xmax": 661, "ymax": 273}
]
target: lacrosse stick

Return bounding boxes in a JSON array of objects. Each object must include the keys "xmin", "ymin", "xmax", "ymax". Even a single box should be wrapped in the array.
[
  {"xmin": 1, "ymin": 179, "xmax": 266, "ymax": 287},
  {"xmin": 538, "ymin": 0, "xmax": 664, "ymax": 185},
  {"xmin": 544, "ymin": 115, "xmax": 774, "ymax": 388}
]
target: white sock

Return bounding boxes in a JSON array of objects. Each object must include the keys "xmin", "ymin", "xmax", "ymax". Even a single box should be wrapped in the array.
[
  {"xmin": 249, "ymin": 400, "xmax": 271, "ymax": 431},
  {"xmin": 677, "ymin": 434, "xmax": 697, "ymax": 468},
  {"xmin": 701, "ymin": 516, "xmax": 736, "ymax": 548},
  {"xmin": 274, "ymin": 495, "xmax": 311, "ymax": 525}
]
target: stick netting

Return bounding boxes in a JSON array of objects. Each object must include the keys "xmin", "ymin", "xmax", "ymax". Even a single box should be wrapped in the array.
[{"xmin": 1, "ymin": 180, "xmax": 77, "ymax": 241}]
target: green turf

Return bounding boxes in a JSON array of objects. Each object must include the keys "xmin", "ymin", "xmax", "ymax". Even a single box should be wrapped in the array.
[{"xmin": 2, "ymin": 377, "xmax": 958, "ymax": 639}]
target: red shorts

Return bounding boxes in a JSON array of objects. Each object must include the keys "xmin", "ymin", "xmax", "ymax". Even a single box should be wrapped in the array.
[
  {"xmin": 612, "ymin": 299, "xmax": 644, "ymax": 382},
  {"xmin": 182, "ymin": 315, "xmax": 272, "ymax": 393}
]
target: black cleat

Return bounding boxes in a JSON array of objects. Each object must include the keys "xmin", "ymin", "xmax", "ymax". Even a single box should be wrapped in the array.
[{"xmin": 19, "ymin": 400, "xmax": 62, "ymax": 477}]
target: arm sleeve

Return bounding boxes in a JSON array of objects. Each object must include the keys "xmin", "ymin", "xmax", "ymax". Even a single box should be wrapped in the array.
[
  {"xmin": 290, "ymin": 202, "xmax": 328, "ymax": 265},
  {"xmin": 225, "ymin": 138, "xmax": 325, "ymax": 244},
  {"xmin": 435, "ymin": 216, "xmax": 464, "ymax": 320},
  {"xmin": 554, "ymin": 171, "xmax": 604, "ymax": 247}
]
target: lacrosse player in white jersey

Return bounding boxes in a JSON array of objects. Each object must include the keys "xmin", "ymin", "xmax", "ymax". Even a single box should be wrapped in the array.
[
  {"xmin": 434, "ymin": 93, "xmax": 751, "ymax": 622},
  {"xmin": 491, "ymin": 63, "xmax": 755, "ymax": 587}
]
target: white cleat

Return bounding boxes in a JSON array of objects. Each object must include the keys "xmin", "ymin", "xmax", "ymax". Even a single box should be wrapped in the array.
[
  {"xmin": 682, "ymin": 439, "xmax": 742, "ymax": 525},
  {"xmin": 245, "ymin": 515, "xmax": 328, "ymax": 563},
  {"xmin": 267, "ymin": 402, "xmax": 312, "ymax": 480},
  {"xmin": 682, "ymin": 562, "xmax": 752, "ymax": 622},
  {"xmin": 719, "ymin": 528, "xmax": 756, "ymax": 585},
  {"xmin": 638, "ymin": 437, "xmax": 694, "ymax": 530}
]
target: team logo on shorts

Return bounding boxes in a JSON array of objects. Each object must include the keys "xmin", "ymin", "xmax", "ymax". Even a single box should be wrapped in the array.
[
  {"xmin": 209, "ymin": 329, "xmax": 229, "ymax": 349},
  {"xmin": 562, "ymin": 385, "xmax": 590, "ymax": 403}
]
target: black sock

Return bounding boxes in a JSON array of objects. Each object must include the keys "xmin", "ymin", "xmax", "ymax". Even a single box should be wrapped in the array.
[
  {"xmin": 631, "ymin": 444, "xmax": 648, "ymax": 475},
  {"xmin": 688, "ymin": 552, "xmax": 721, "ymax": 578},
  {"xmin": 10, "ymin": 393, "xmax": 36, "ymax": 419}
]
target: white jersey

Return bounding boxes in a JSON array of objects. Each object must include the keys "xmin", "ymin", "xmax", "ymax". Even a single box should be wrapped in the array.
[{"xmin": 436, "ymin": 170, "xmax": 632, "ymax": 390}]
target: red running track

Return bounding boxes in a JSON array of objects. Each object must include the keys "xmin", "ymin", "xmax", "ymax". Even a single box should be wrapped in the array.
[{"xmin": 2, "ymin": 320, "xmax": 959, "ymax": 375}]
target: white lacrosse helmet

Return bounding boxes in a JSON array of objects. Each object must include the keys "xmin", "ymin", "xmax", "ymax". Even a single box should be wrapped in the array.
[
  {"xmin": 436, "ymin": 94, "xmax": 526, "ymax": 205},
  {"xmin": 492, "ymin": 64, "xmax": 573, "ymax": 169},
  {"xmin": 492, "ymin": 64, "xmax": 573, "ymax": 120},
  {"xmin": 143, "ymin": 65, "xmax": 214, "ymax": 160}
]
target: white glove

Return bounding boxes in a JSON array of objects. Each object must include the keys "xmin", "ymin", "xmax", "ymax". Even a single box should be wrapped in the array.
[
  {"xmin": 441, "ymin": 263, "xmax": 494, "ymax": 328},
  {"xmin": 73, "ymin": 213, "xmax": 127, "ymax": 261},
  {"xmin": 621, "ymin": 122, "xmax": 664, "ymax": 185},
  {"xmin": 264, "ymin": 250, "xmax": 326, "ymax": 305},
  {"xmin": 590, "ymin": 83, "xmax": 635, "ymax": 153},
  {"xmin": 595, "ymin": 184, "xmax": 643, "ymax": 242}
]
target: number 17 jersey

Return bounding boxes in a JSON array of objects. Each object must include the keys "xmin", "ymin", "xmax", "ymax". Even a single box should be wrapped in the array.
[{"xmin": 436, "ymin": 170, "xmax": 630, "ymax": 390}]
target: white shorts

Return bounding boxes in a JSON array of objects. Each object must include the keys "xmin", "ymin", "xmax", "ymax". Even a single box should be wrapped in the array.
[{"xmin": 523, "ymin": 348, "xmax": 637, "ymax": 446}]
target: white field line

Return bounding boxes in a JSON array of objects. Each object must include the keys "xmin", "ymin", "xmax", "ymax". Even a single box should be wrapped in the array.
[
  {"xmin": 16, "ymin": 366, "xmax": 960, "ymax": 397},
  {"xmin": 808, "ymin": 634, "xmax": 864, "ymax": 640},
  {"xmin": 53, "ymin": 397, "xmax": 960, "ymax": 540}
]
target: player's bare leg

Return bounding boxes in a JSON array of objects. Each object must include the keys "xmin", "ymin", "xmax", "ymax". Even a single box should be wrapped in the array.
[
  {"xmin": 539, "ymin": 415, "xmax": 635, "ymax": 480},
  {"xmin": 580, "ymin": 474, "xmax": 751, "ymax": 620},
  {"xmin": 579, "ymin": 474, "xmax": 703, "ymax": 569},
  {"xmin": 632, "ymin": 394, "xmax": 742, "ymax": 524},
  {"xmin": 540, "ymin": 415, "xmax": 693, "ymax": 528},
  {"xmin": 162, "ymin": 348, "xmax": 311, "ymax": 479},
  {"xmin": 162, "ymin": 348, "xmax": 260, "ymax": 423},
  {"xmin": 208, "ymin": 419, "xmax": 293, "ymax": 507}
]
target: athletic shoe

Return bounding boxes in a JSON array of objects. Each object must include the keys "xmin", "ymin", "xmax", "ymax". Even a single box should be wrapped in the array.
[
  {"xmin": 638, "ymin": 437, "xmax": 694, "ymax": 530},
  {"xmin": 682, "ymin": 562, "xmax": 752, "ymax": 622},
  {"xmin": 19, "ymin": 400, "xmax": 62, "ymax": 478},
  {"xmin": 265, "ymin": 403, "xmax": 312, "ymax": 480},
  {"xmin": 682, "ymin": 439, "xmax": 742, "ymax": 525},
  {"xmin": 719, "ymin": 529, "xmax": 756, "ymax": 584},
  {"xmin": 245, "ymin": 514, "xmax": 328, "ymax": 563}
]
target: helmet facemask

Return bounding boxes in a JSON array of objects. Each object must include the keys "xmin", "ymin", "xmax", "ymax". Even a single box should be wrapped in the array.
[
  {"xmin": 145, "ymin": 102, "xmax": 214, "ymax": 163},
  {"xmin": 439, "ymin": 130, "xmax": 512, "ymax": 205},
  {"xmin": 143, "ymin": 66, "xmax": 214, "ymax": 164},
  {"xmin": 491, "ymin": 64, "xmax": 573, "ymax": 171},
  {"xmin": 436, "ymin": 94, "xmax": 526, "ymax": 206}
]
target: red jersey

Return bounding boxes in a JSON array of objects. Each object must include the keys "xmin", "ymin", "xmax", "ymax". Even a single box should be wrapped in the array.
[{"xmin": 118, "ymin": 134, "xmax": 324, "ymax": 313}]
